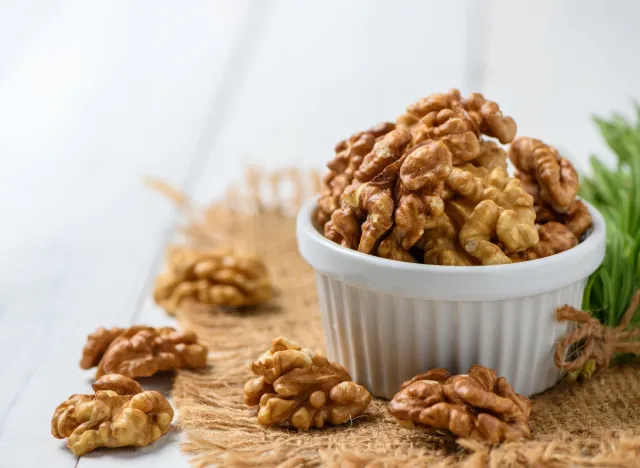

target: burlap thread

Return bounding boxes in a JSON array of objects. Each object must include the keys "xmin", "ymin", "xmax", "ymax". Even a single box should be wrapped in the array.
[
  {"xmin": 159, "ymin": 170, "xmax": 640, "ymax": 467},
  {"xmin": 555, "ymin": 291, "xmax": 640, "ymax": 373}
]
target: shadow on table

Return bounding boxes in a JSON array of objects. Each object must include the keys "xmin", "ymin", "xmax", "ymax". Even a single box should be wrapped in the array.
[{"xmin": 76, "ymin": 425, "xmax": 182, "ymax": 461}]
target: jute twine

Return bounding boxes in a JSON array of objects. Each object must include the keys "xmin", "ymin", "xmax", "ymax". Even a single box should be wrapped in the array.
[
  {"xmin": 554, "ymin": 291, "xmax": 640, "ymax": 374},
  {"xmin": 159, "ymin": 169, "xmax": 640, "ymax": 467}
]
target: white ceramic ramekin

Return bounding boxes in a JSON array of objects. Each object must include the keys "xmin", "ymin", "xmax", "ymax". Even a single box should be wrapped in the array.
[{"xmin": 296, "ymin": 197, "xmax": 605, "ymax": 398}]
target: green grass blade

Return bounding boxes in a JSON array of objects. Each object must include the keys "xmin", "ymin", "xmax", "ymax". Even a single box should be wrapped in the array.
[{"xmin": 582, "ymin": 106, "xmax": 640, "ymax": 332}]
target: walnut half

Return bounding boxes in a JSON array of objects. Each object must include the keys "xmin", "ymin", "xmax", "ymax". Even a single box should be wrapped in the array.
[
  {"xmin": 243, "ymin": 337, "xmax": 371, "ymax": 431},
  {"xmin": 51, "ymin": 375, "xmax": 174, "ymax": 455},
  {"xmin": 80, "ymin": 325, "xmax": 208, "ymax": 379},
  {"xmin": 154, "ymin": 246, "xmax": 273, "ymax": 315},
  {"xmin": 389, "ymin": 365, "xmax": 531, "ymax": 444}
]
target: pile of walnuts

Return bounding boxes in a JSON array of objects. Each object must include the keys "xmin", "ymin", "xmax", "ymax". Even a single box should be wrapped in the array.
[{"xmin": 315, "ymin": 89, "xmax": 592, "ymax": 265}]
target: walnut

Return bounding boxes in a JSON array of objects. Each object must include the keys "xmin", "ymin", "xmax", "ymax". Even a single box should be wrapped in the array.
[
  {"xmin": 333, "ymin": 140, "xmax": 411, "ymax": 253},
  {"xmin": 322, "ymin": 219, "xmax": 344, "ymax": 244},
  {"xmin": 445, "ymin": 198, "xmax": 476, "ymax": 228},
  {"xmin": 334, "ymin": 178, "xmax": 395, "ymax": 253},
  {"xmin": 92, "ymin": 374, "xmax": 143, "ymax": 395},
  {"xmin": 474, "ymin": 139, "xmax": 508, "ymax": 171},
  {"xmin": 537, "ymin": 150, "xmax": 579, "ymax": 211},
  {"xmin": 154, "ymin": 246, "xmax": 273, "ymax": 314},
  {"xmin": 80, "ymin": 325, "xmax": 207, "ymax": 378},
  {"xmin": 399, "ymin": 140, "xmax": 452, "ymax": 191},
  {"xmin": 354, "ymin": 129, "xmax": 412, "ymax": 182},
  {"xmin": 243, "ymin": 337, "xmax": 371, "ymax": 431},
  {"xmin": 436, "ymin": 119, "xmax": 481, "ymax": 165},
  {"xmin": 80, "ymin": 327, "xmax": 124, "ymax": 370},
  {"xmin": 446, "ymin": 167, "xmax": 485, "ymax": 202},
  {"xmin": 513, "ymin": 145, "xmax": 591, "ymax": 242},
  {"xmin": 486, "ymin": 170, "xmax": 539, "ymax": 253},
  {"xmin": 531, "ymin": 199, "xmax": 592, "ymax": 239},
  {"xmin": 510, "ymin": 222, "xmax": 578, "ymax": 262},
  {"xmin": 462, "ymin": 93, "xmax": 517, "ymax": 144},
  {"xmin": 315, "ymin": 122, "xmax": 395, "ymax": 226},
  {"xmin": 392, "ymin": 190, "xmax": 446, "ymax": 252},
  {"xmin": 514, "ymin": 169, "xmax": 540, "ymax": 200},
  {"xmin": 356, "ymin": 182, "xmax": 396, "ymax": 253},
  {"xmin": 534, "ymin": 203, "xmax": 561, "ymax": 224},
  {"xmin": 51, "ymin": 374, "xmax": 173, "ymax": 455},
  {"xmin": 564, "ymin": 199, "xmax": 593, "ymax": 238},
  {"xmin": 397, "ymin": 89, "xmax": 480, "ymax": 164},
  {"xmin": 459, "ymin": 200, "xmax": 512, "ymax": 265},
  {"xmin": 390, "ymin": 191, "xmax": 429, "ymax": 251},
  {"xmin": 419, "ymin": 214, "xmax": 475, "ymax": 266},
  {"xmin": 376, "ymin": 234, "xmax": 418, "ymax": 263},
  {"xmin": 400, "ymin": 368, "xmax": 452, "ymax": 388},
  {"xmin": 389, "ymin": 365, "xmax": 531, "ymax": 444},
  {"xmin": 391, "ymin": 141, "xmax": 451, "ymax": 250},
  {"xmin": 424, "ymin": 238, "xmax": 474, "ymax": 266},
  {"xmin": 513, "ymin": 148, "xmax": 591, "ymax": 240},
  {"xmin": 509, "ymin": 137, "xmax": 579, "ymax": 211}
]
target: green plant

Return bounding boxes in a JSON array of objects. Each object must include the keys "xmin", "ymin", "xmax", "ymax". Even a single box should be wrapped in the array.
[{"xmin": 579, "ymin": 106, "xmax": 640, "ymax": 327}]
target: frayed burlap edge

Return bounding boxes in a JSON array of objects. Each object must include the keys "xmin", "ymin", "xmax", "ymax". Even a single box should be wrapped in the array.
[{"xmin": 164, "ymin": 169, "xmax": 640, "ymax": 467}]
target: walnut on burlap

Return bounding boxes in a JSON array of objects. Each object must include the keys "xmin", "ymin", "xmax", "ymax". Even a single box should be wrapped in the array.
[{"xmin": 165, "ymin": 169, "xmax": 640, "ymax": 467}]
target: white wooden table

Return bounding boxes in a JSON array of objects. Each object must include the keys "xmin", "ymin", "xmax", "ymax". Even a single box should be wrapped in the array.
[
  {"xmin": 2, "ymin": 1, "xmax": 640, "ymax": 466},
  {"xmin": 0, "ymin": 2, "xmax": 246, "ymax": 466}
]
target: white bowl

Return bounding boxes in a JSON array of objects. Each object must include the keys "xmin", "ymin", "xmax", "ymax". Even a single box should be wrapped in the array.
[{"xmin": 296, "ymin": 197, "xmax": 605, "ymax": 398}]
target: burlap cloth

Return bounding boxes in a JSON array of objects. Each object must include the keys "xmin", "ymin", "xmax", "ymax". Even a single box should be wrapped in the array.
[{"xmin": 167, "ymin": 171, "xmax": 640, "ymax": 467}]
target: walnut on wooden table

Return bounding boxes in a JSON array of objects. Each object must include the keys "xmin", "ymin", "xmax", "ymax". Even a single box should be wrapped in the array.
[
  {"xmin": 51, "ymin": 374, "xmax": 174, "ymax": 456},
  {"xmin": 154, "ymin": 245, "xmax": 273, "ymax": 315},
  {"xmin": 243, "ymin": 337, "xmax": 371, "ymax": 431},
  {"xmin": 389, "ymin": 365, "xmax": 532, "ymax": 444},
  {"xmin": 80, "ymin": 325, "xmax": 207, "ymax": 379}
]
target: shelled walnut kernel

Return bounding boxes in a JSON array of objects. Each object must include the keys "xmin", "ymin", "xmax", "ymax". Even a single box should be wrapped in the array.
[
  {"xmin": 154, "ymin": 246, "xmax": 273, "ymax": 315},
  {"xmin": 509, "ymin": 136, "xmax": 592, "ymax": 250},
  {"xmin": 51, "ymin": 374, "xmax": 173, "ymax": 455},
  {"xmin": 243, "ymin": 337, "xmax": 371, "ymax": 430},
  {"xmin": 80, "ymin": 325, "xmax": 207, "ymax": 378},
  {"xmin": 389, "ymin": 365, "xmax": 532, "ymax": 444}
]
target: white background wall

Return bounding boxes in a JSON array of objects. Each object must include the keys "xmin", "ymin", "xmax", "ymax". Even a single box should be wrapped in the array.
[
  {"xmin": 3, "ymin": 0, "xmax": 639, "ymax": 204},
  {"xmin": 0, "ymin": 2, "xmax": 639, "ymax": 466}
]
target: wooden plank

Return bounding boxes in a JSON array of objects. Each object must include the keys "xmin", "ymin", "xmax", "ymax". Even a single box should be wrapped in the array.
[
  {"xmin": 73, "ymin": 299, "xmax": 188, "ymax": 468},
  {"xmin": 0, "ymin": 1, "xmax": 250, "ymax": 466}
]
